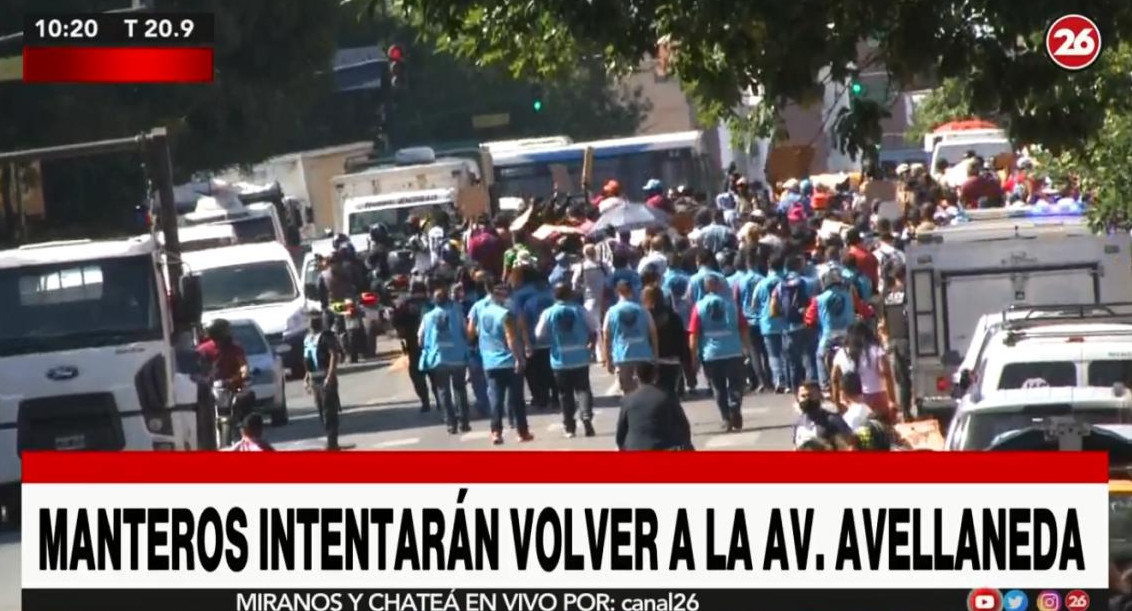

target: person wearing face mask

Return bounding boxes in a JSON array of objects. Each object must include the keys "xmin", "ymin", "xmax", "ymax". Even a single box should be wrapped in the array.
[
  {"xmin": 793, "ymin": 381, "xmax": 855, "ymax": 450},
  {"xmin": 418, "ymin": 285, "xmax": 472, "ymax": 435}
]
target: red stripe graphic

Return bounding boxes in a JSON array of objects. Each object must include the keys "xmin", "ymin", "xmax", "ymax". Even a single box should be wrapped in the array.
[
  {"xmin": 21, "ymin": 451, "xmax": 1108, "ymax": 484},
  {"xmin": 23, "ymin": 46, "xmax": 213, "ymax": 84}
]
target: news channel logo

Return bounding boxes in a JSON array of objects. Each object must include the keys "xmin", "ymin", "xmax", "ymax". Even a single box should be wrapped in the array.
[{"xmin": 1003, "ymin": 590, "xmax": 1029, "ymax": 611}]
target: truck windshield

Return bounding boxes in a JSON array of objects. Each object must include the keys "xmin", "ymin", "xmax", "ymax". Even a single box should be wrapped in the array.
[
  {"xmin": 346, "ymin": 204, "xmax": 449, "ymax": 237},
  {"xmin": 0, "ymin": 254, "xmax": 162, "ymax": 357},
  {"xmin": 198, "ymin": 261, "xmax": 298, "ymax": 310},
  {"xmin": 224, "ymin": 216, "xmax": 277, "ymax": 243}
]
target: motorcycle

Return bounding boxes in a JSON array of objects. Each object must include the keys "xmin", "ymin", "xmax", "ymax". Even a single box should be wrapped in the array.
[
  {"xmin": 330, "ymin": 299, "xmax": 367, "ymax": 364},
  {"xmin": 212, "ymin": 380, "xmax": 237, "ymax": 448},
  {"xmin": 357, "ymin": 291, "xmax": 388, "ymax": 356}
]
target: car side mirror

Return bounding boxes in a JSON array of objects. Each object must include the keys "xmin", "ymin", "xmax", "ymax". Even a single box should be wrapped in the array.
[
  {"xmin": 177, "ymin": 275, "xmax": 204, "ymax": 326},
  {"xmin": 953, "ymin": 369, "xmax": 972, "ymax": 398},
  {"xmin": 941, "ymin": 350, "xmax": 962, "ymax": 367},
  {"xmin": 274, "ymin": 344, "xmax": 292, "ymax": 355}
]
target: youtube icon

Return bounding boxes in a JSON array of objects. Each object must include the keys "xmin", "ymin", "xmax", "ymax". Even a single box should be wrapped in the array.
[{"xmin": 968, "ymin": 589, "xmax": 1003, "ymax": 611}]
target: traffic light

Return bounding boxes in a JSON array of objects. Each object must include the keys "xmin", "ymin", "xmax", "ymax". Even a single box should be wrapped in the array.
[
  {"xmin": 387, "ymin": 44, "xmax": 405, "ymax": 89},
  {"xmin": 850, "ymin": 79, "xmax": 865, "ymax": 97},
  {"xmin": 531, "ymin": 84, "xmax": 544, "ymax": 113}
]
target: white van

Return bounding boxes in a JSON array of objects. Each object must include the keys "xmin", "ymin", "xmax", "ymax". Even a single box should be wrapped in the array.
[
  {"xmin": 184, "ymin": 242, "xmax": 306, "ymax": 376},
  {"xmin": 930, "ymin": 136, "xmax": 1012, "ymax": 176},
  {"xmin": 945, "ymin": 386, "xmax": 1132, "ymax": 450}
]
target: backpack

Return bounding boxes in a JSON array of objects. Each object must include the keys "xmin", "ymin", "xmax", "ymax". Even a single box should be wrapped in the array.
[{"xmin": 772, "ymin": 277, "xmax": 808, "ymax": 325}]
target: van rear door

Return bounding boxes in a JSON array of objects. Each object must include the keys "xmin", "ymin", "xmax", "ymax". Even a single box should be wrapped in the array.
[{"xmin": 942, "ymin": 265, "xmax": 1099, "ymax": 357}]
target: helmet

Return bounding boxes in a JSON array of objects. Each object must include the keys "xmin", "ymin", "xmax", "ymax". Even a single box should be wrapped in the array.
[
  {"xmin": 206, "ymin": 318, "xmax": 231, "ymax": 341},
  {"xmin": 369, "ymin": 223, "xmax": 389, "ymax": 245}
]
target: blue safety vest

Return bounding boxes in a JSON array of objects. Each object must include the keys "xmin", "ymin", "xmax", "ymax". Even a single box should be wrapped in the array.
[
  {"xmin": 605, "ymin": 300, "xmax": 653, "ymax": 365},
  {"xmin": 523, "ymin": 289, "xmax": 555, "ymax": 350},
  {"xmin": 420, "ymin": 301, "xmax": 468, "ymax": 370},
  {"xmin": 695, "ymin": 293, "xmax": 744, "ymax": 362},
  {"xmin": 542, "ymin": 302, "xmax": 592, "ymax": 370},
  {"xmin": 816, "ymin": 287, "xmax": 855, "ymax": 344},
  {"xmin": 477, "ymin": 302, "xmax": 516, "ymax": 371}
]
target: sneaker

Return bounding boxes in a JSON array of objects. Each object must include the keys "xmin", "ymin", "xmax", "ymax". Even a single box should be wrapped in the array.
[
  {"xmin": 517, "ymin": 430, "xmax": 535, "ymax": 442},
  {"xmin": 459, "ymin": 422, "xmax": 472, "ymax": 433},
  {"xmin": 420, "ymin": 404, "xmax": 431, "ymax": 413},
  {"xmin": 490, "ymin": 431, "xmax": 503, "ymax": 445},
  {"xmin": 730, "ymin": 411, "xmax": 744, "ymax": 431},
  {"xmin": 720, "ymin": 421, "xmax": 732, "ymax": 432},
  {"xmin": 447, "ymin": 425, "xmax": 459, "ymax": 435},
  {"xmin": 583, "ymin": 420, "xmax": 595, "ymax": 437},
  {"xmin": 563, "ymin": 429, "xmax": 576, "ymax": 439}
]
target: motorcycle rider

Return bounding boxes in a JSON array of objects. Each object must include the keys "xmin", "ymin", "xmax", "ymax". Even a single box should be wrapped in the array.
[
  {"xmin": 319, "ymin": 248, "xmax": 362, "ymax": 312},
  {"xmin": 304, "ymin": 313, "xmax": 342, "ymax": 450},
  {"xmin": 196, "ymin": 318, "xmax": 253, "ymax": 440},
  {"xmin": 365, "ymin": 222, "xmax": 393, "ymax": 285},
  {"xmin": 392, "ymin": 280, "xmax": 435, "ymax": 412}
]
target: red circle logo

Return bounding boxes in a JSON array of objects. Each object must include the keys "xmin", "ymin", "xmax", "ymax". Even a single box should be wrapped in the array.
[
  {"xmin": 968, "ymin": 588, "xmax": 1003, "ymax": 611},
  {"xmin": 1046, "ymin": 14, "xmax": 1103, "ymax": 70},
  {"xmin": 1066, "ymin": 590, "xmax": 1091, "ymax": 611}
]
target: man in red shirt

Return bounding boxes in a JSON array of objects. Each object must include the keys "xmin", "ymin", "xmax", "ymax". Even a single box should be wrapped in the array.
[
  {"xmin": 959, "ymin": 162, "xmax": 1004, "ymax": 207},
  {"xmin": 843, "ymin": 228, "xmax": 879, "ymax": 290},
  {"xmin": 197, "ymin": 319, "xmax": 249, "ymax": 390},
  {"xmin": 467, "ymin": 216, "xmax": 505, "ymax": 278}
]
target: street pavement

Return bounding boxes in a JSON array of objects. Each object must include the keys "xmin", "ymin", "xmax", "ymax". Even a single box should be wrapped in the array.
[
  {"xmin": 267, "ymin": 354, "xmax": 800, "ymax": 452},
  {"xmin": 0, "ymin": 351, "xmax": 800, "ymax": 610}
]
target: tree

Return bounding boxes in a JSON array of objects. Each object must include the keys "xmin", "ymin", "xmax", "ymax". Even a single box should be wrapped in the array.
[
  {"xmin": 0, "ymin": 0, "xmax": 339, "ymax": 241},
  {"xmin": 904, "ymin": 79, "xmax": 975, "ymax": 146},
  {"xmin": 369, "ymin": 0, "xmax": 1132, "ymax": 156}
]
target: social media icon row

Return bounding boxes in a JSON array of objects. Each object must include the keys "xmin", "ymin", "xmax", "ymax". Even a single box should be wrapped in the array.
[{"xmin": 968, "ymin": 589, "xmax": 1090, "ymax": 611}]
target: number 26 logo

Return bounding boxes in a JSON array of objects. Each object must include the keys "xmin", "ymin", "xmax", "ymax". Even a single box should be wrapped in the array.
[{"xmin": 1046, "ymin": 14, "xmax": 1103, "ymax": 70}]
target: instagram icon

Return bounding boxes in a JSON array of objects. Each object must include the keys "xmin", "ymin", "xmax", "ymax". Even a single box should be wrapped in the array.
[{"xmin": 1038, "ymin": 591, "xmax": 1062, "ymax": 611}]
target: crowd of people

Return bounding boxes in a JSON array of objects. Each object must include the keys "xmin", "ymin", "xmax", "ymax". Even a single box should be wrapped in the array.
[{"xmin": 300, "ymin": 149, "xmax": 1076, "ymax": 452}]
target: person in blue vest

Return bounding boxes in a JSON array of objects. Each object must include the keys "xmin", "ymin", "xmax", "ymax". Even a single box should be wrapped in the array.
[
  {"xmin": 521, "ymin": 279, "xmax": 559, "ymax": 411},
  {"xmin": 662, "ymin": 251, "xmax": 698, "ymax": 395},
  {"xmin": 689, "ymin": 275, "xmax": 751, "ymax": 432},
  {"xmin": 752, "ymin": 252, "xmax": 788, "ymax": 393},
  {"xmin": 739, "ymin": 246, "xmax": 773, "ymax": 392},
  {"xmin": 770, "ymin": 254, "xmax": 815, "ymax": 391},
  {"xmin": 607, "ymin": 251, "xmax": 642, "ymax": 302},
  {"xmin": 453, "ymin": 278, "xmax": 490, "ymax": 417},
  {"xmin": 419, "ymin": 285, "xmax": 472, "ymax": 435},
  {"xmin": 603, "ymin": 280, "xmax": 659, "ymax": 395},
  {"xmin": 303, "ymin": 313, "xmax": 342, "ymax": 450},
  {"xmin": 804, "ymin": 268, "xmax": 857, "ymax": 392},
  {"xmin": 467, "ymin": 283, "xmax": 532, "ymax": 445},
  {"xmin": 685, "ymin": 248, "xmax": 729, "ymax": 304},
  {"xmin": 535, "ymin": 282, "xmax": 597, "ymax": 438}
]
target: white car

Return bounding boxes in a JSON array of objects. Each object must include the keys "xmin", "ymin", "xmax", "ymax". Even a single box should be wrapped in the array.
[
  {"xmin": 944, "ymin": 386, "xmax": 1132, "ymax": 450},
  {"xmin": 184, "ymin": 241, "xmax": 307, "ymax": 376},
  {"xmin": 228, "ymin": 319, "xmax": 288, "ymax": 426}
]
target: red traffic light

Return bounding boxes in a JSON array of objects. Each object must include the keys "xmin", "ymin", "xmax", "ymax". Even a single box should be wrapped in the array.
[{"xmin": 387, "ymin": 45, "xmax": 404, "ymax": 63}]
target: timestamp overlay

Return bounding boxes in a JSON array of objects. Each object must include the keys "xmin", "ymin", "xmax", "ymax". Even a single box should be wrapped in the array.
[{"xmin": 22, "ymin": 13, "xmax": 214, "ymax": 84}]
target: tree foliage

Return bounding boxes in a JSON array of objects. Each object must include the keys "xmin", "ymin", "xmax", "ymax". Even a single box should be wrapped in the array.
[
  {"xmin": 904, "ymin": 79, "xmax": 975, "ymax": 145},
  {"xmin": 373, "ymin": 0, "xmax": 1132, "ymax": 156}
]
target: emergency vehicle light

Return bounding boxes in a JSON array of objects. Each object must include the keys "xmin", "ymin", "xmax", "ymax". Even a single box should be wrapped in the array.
[{"xmin": 1007, "ymin": 201, "xmax": 1086, "ymax": 218}]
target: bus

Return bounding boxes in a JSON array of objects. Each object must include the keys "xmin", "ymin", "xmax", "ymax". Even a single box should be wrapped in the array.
[{"xmin": 490, "ymin": 130, "xmax": 713, "ymax": 199}]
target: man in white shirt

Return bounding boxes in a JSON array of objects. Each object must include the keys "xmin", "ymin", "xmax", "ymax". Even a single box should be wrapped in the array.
[
  {"xmin": 636, "ymin": 235, "xmax": 668, "ymax": 276},
  {"xmin": 838, "ymin": 370, "xmax": 874, "ymax": 431}
]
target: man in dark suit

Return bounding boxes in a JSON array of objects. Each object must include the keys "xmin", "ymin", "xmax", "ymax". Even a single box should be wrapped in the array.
[{"xmin": 615, "ymin": 361, "xmax": 693, "ymax": 451}]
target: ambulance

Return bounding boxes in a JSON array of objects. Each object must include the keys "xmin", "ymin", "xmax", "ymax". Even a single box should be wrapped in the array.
[{"xmin": 904, "ymin": 204, "xmax": 1132, "ymax": 421}]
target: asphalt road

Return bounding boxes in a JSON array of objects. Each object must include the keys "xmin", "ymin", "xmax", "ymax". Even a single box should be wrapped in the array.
[{"xmin": 0, "ymin": 350, "xmax": 801, "ymax": 610}]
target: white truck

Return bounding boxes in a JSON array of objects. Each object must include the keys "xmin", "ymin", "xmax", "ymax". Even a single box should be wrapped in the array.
[
  {"xmin": 0, "ymin": 235, "xmax": 206, "ymax": 517},
  {"xmin": 331, "ymin": 147, "xmax": 487, "ymax": 230},
  {"xmin": 904, "ymin": 205, "xmax": 1132, "ymax": 421}
]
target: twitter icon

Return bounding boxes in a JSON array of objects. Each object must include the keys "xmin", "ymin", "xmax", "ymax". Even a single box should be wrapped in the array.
[{"xmin": 1004, "ymin": 590, "xmax": 1029, "ymax": 611}]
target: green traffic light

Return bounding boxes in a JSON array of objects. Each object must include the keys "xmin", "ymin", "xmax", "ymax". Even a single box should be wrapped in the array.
[
  {"xmin": 533, "ymin": 100, "xmax": 543, "ymax": 112},
  {"xmin": 850, "ymin": 82, "xmax": 864, "ymax": 96}
]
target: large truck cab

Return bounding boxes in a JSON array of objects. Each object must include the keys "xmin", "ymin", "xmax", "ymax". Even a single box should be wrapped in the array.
[
  {"xmin": 904, "ymin": 205, "xmax": 1132, "ymax": 422},
  {"xmin": 0, "ymin": 235, "xmax": 203, "ymax": 502}
]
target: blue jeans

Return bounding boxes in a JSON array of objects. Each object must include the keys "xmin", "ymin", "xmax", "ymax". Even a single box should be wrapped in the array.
[
  {"xmin": 432, "ymin": 365, "xmax": 470, "ymax": 428},
  {"xmin": 486, "ymin": 368, "xmax": 527, "ymax": 433},
  {"xmin": 467, "ymin": 355, "xmax": 490, "ymax": 416},
  {"xmin": 746, "ymin": 326, "xmax": 773, "ymax": 390},
  {"xmin": 703, "ymin": 357, "xmax": 745, "ymax": 422},
  {"xmin": 784, "ymin": 327, "xmax": 815, "ymax": 390},
  {"xmin": 763, "ymin": 331, "xmax": 787, "ymax": 389},
  {"xmin": 816, "ymin": 333, "xmax": 846, "ymax": 390}
]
